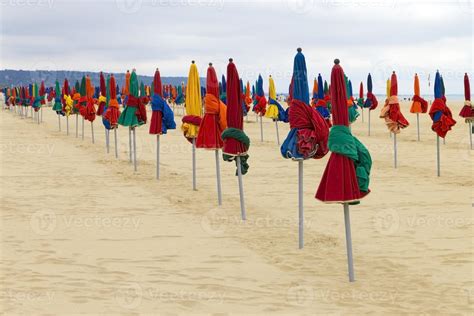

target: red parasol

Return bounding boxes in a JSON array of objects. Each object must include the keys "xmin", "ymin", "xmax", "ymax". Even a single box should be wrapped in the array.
[{"xmin": 196, "ymin": 63, "xmax": 227, "ymax": 149}]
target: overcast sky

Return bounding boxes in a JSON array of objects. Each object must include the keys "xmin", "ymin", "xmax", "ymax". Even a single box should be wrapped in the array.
[{"xmin": 1, "ymin": 0, "xmax": 472, "ymax": 94}]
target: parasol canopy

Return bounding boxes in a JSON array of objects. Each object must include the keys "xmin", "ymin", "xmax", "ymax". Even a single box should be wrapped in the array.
[
  {"xmin": 459, "ymin": 73, "xmax": 473, "ymax": 120},
  {"xmin": 196, "ymin": 63, "xmax": 227, "ymax": 149},
  {"xmin": 364, "ymin": 73, "xmax": 378, "ymax": 110},
  {"xmin": 281, "ymin": 48, "xmax": 329, "ymax": 160},
  {"xmin": 316, "ymin": 59, "xmax": 372, "ymax": 203},
  {"xmin": 265, "ymin": 75, "xmax": 287, "ymax": 122},
  {"xmin": 314, "ymin": 73, "xmax": 331, "ymax": 123},
  {"xmin": 379, "ymin": 71, "xmax": 409, "ymax": 133},
  {"xmin": 253, "ymin": 74, "xmax": 267, "ymax": 116},
  {"xmin": 220, "ymin": 74, "xmax": 227, "ymax": 103},
  {"xmin": 96, "ymin": 72, "xmax": 107, "ymax": 116},
  {"xmin": 104, "ymin": 74, "xmax": 121, "ymax": 128},
  {"xmin": 52, "ymin": 81, "xmax": 63, "ymax": 114},
  {"xmin": 118, "ymin": 70, "xmax": 147, "ymax": 127},
  {"xmin": 182, "ymin": 61, "xmax": 202, "ymax": 141},
  {"xmin": 222, "ymin": 58, "xmax": 250, "ymax": 174},
  {"xmin": 149, "ymin": 68, "xmax": 175, "ymax": 135},
  {"xmin": 429, "ymin": 71, "xmax": 456, "ymax": 138},
  {"xmin": 410, "ymin": 73, "xmax": 428, "ymax": 113}
]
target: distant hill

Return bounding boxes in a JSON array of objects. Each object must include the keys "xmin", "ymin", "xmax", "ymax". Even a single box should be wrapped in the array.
[{"xmin": 0, "ymin": 69, "xmax": 206, "ymax": 89}]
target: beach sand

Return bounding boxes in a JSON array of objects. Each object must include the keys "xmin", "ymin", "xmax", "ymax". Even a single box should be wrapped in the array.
[{"xmin": 0, "ymin": 101, "xmax": 472, "ymax": 314}]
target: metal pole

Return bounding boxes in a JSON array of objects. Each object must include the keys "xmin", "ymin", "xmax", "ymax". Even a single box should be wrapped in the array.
[
  {"xmin": 260, "ymin": 115, "xmax": 263, "ymax": 142},
  {"xmin": 368, "ymin": 110, "xmax": 371, "ymax": 136},
  {"xmin": 275, "ymin": 120, "xmax": 280, "ymax": 145},
  {"xmin": 129, "ymin": 127, "xmax": 132, "ymax": 163},
  {"xmin": 215, "ymin": 149, "xmax": 222, "ymax": 205},
  {"xmin": 66, "ymin": 116, "xmax": 69, "ymax": 135},
  {"xmin": 91, "ymin": 122, "xmax": 95, "ymax": 144},
  {"xmin": 236, "ymin": 156, "xmax": 246, "ymax": 220},
  {"xmin": 361, "ymin": 108, "xmax": 364, "ymax": 123},
  {"xmin": 58, "ymin": 114, "xmax": 61, "ymax": 131},
  {"xmin": 192, "ymin": 138, "xmax": 197, "ymax": 191},
  {"xmin": 106, "ymin": 129, "xmax": 110, "ymax": 153},
  {"xmin": 437, "ymin": 136, "xmax": 440, "ymax": 177},
  {"xmin": 393, "ymin": 132, "xmax": 397, "ymax": 168},
  {"xmin": 75, "ymin": 114, "xmax": 78, "ymax": 138},
  {"xmin": 81, "ymin": 117, "xmax": 84, "ymax": 140},
  {"xmin": 133, "ymin": 127, "xmax": 137, "ymax": 172},
  {"xmin": 114, "ymin": 128, "xmax": 118, "ymax": 158},
  {"xmin": 298, "ymin": 160, "xmax": 304, "ymax": 249},
  {"xmin": 343, "ymin": 203, "xmax": 355, "ymax": 282},
  {"xmin": 416, "ymin": 113, "xmax": 420, "ymax": 141},
  {"xmin": 40, "ymin": 107, "xmax": 43, "ymax": 123},
  {"xmin": 469, "ymin": 122, "xmax": 473, "ymax": 150},
  {"xmin": 156, "ymin": 135, "xmax": 160, "ymax": 179}
]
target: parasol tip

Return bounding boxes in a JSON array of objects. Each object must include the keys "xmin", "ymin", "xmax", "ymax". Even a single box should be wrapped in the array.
[
  {"xmin": 156, "ymin": 67, "xmax": 159, "ymax": 71},
  {"xmin": 209, "ymin": 62, "xmax": 213, "ymax": 66},
  {"xmin": 392, "ymin": 70, "xmax": 395, "ymax": 74},
  {"xmin": 334, "ymin": 58, "xmax": 340, "ymax": 65},
  {"xmin": 191, "ymin": 60, "xmax": 195, "ymax": 64},
  {"xmin": 297, "ymin": 47, "xmax": 302, "ymax": 52},
  {"xmin": 415, "ymin": 72, "xmax": 417, "ymax": 75},
  {"xmin": 229, "ymin": 58, "xmax": 233, "ymax": 62}
]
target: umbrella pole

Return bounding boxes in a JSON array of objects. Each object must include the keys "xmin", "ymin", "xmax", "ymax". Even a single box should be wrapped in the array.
[
  {"xmin": 81, "ymin": 117, "xmax": 84, "ymax": 140},
  {"xmin": 236, "ymin": 156, "xmax": 246, "ymax": 220},
  {"xmin": 443, "ymin": 138, "xmax": 446, "ymax": 145},
  {"xmin": 75, "ymin": 114, "xmax": 78, "ymax": 138},
  {"xmin": 114, "ymin": 128, "xmax": 118, "ymax": 158},
  {"xmin": 343, "ymin": 203, "xmax": 355, "ymax": 282},
  {"xmin": 416, "ymin": 113, "xmax": 420, "ymax": 141},
  {"xmin": 156, "ymin": 135, "xmax": 160, "ymax": 180},
  {"xmin": 58, "ymin": 114, "xmax": 61, "ymax": 131},
  {"xmin": 38, "ymin": 110, "xmax": 40, "ymax": 124},
  {"xmin": 91, "ymin": 122, "xmax": 95, "ymax": 144},
  {"xmin": 215, "ymin": 149, "xmax": 222, "ymax": 205},
  {"xmin": 106, "ymin": 129, "xmax": 110, "ymax": 153},
  {"xmin": 128, "ymin": 127, "xmax": 132, "ymax": 163},
  {"xmin": 275, "ymin": 120, "xmax": 280, "ymax": 145},
  {"xmin": 393, "ymin": 132, "xmax": 397, "ymax": 168},
  {"xmin": 192, "ymin": 138, "xmax": 197, "ymax": 191},
  {"xmin": 298, "ymin": 160, "xmax": 304, "ymax": 249},
  {"xmin": 41, "ymin": 107, "xmax": 43, "ymax": 123},
  {"xmin": 260, "ymin": 115, "xmax": 263, "ymax": 142},
  {"xmin": 361, "ymin": 108, "xmax": 364, "ymax": 123},
  {"xmin": 66, "ymin": 116, "xmax": 69, "ymax": 135},
  {"xmin": 133, "ymin": 127, "xmax": 137, "ymax": 172},
  {"xmin": 368, "ymin": 110, "xmax": 371, "ymax": 136},
  {"xmin": 437, "ymin": 136, "xmax": 440, "ymax": 177},
  {"xmin": 469, "ymin": 121, "xmax": 473, "ymax": 150}
]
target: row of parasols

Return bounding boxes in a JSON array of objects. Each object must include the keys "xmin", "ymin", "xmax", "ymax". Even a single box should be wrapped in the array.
[{"xmin": 2, "ymin": 48, "xmax": 473, "ymax": 282}]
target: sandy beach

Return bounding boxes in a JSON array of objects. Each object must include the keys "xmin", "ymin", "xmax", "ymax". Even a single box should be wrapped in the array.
[{"xmin": 0, "ymin": 101, "xmax": 472, "ymax": 314}]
